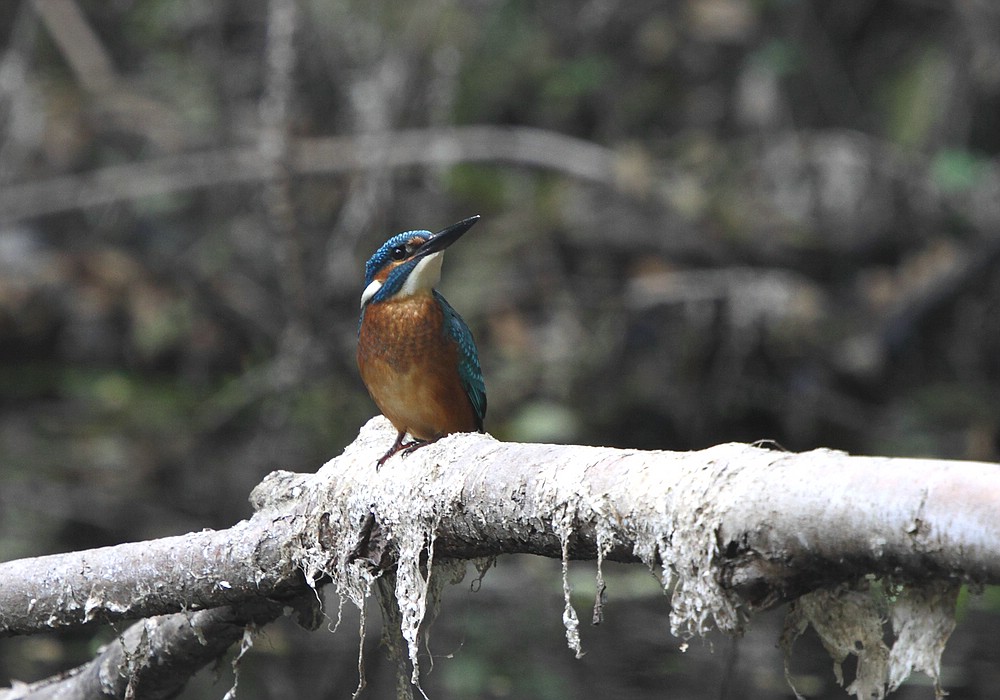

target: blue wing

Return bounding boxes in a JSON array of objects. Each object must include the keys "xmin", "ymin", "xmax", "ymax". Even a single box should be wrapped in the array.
[{"xmin": 435, "ymin": 290, "xmax": 487, "ymax": 430}]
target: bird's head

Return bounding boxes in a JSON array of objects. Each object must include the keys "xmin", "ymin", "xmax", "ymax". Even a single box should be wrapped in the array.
[{"xmin": 360, "ymin": 215, "xmax": 479, "ymax": 309}]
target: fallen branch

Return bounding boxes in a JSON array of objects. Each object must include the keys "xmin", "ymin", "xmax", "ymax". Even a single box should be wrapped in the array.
[
  {"xmin": 2, "ymin": 417, "xmax": 998, "ymax": 698},
  {"xmin": 0, "ymin": 598, "xmax": 308, "ymax": 700}
]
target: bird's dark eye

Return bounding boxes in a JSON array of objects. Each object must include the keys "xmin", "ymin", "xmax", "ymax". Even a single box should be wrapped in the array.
[{"xmin": 390, "ymin": 245, "xmax": 407, "ymax": 261}]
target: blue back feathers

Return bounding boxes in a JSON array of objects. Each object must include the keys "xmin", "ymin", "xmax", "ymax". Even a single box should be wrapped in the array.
[{"xmin": 435, "ymin": 290, "xmax": 487, "ymax": 429}]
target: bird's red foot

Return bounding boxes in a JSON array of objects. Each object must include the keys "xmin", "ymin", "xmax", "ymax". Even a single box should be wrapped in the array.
[
  {"xmin": 401, "ymin": 438, "xmax": 432, "ymax": 457},
  {"xmin": 376, "ymin": 431, "xmax": 439, "ymax": 468},
  {"xmin": 376, "ymin": 430, "xmax": 408, "ymax": 469}
]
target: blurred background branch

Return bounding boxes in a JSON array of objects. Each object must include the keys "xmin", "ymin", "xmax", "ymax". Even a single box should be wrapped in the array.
[
  {"xmin": 0, "ymin": 127, "xmax": 621, "ymax": 223},
  {"xmin": 29, "ymin": 0, "xmax": 116, "ymax": 94}
]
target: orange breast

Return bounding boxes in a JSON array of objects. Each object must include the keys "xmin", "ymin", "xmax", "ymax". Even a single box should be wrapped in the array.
[{"xmin": 357, "ymin": 294, "xmax": 478, "ymax": 440}]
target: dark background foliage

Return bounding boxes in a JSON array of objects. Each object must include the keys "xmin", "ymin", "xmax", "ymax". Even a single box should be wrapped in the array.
[{"xmin": 1, "ymin": 0, "xmax": 999, "ymax": 697}]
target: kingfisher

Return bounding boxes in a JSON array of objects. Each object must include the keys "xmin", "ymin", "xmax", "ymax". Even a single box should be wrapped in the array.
[{"xmin": 357, "ymin": 215, "xmax": 487, "ymax": 468}]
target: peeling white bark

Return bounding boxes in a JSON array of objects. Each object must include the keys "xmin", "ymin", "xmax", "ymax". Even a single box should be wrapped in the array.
[
  {"xmin": 2, "ymin": 416, "xmax": 999, "ymax": 698},
  {"xmin": 290, "ymin": 418, "xmax": 999, "ymax": 694}
]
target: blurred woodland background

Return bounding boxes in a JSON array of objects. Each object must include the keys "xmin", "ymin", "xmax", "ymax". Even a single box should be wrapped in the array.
[{"xmin": 1, "ymin": 0, "xmax": 1000, "ymax": 698}]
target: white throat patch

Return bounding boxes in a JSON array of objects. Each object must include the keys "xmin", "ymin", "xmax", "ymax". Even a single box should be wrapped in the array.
[{"xmin": 399, "ymin": 252, "xmax": 444, "ymax": 297}]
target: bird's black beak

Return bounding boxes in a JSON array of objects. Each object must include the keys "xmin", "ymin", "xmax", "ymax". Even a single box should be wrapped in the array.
[{"xmin": 414, "ymin": 215, "xmax": 480, "ymax": 259}]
